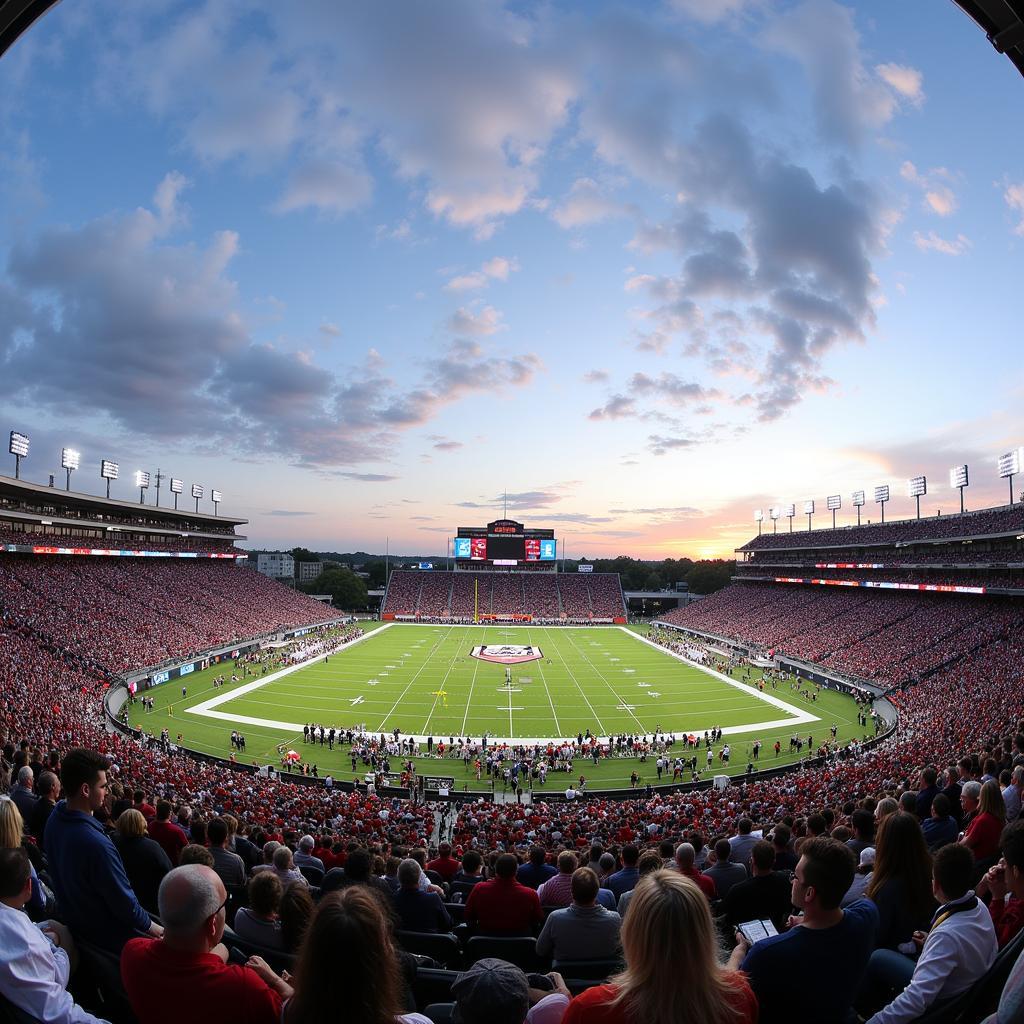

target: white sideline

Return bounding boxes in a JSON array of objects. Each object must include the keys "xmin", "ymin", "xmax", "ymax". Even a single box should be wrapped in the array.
[
  {"xmin": 186, "ymin": 621, "xmax": 819, "ymax": 743},
  {"xmin": 186, "ymin": 623, "xmax": 394, "ymax": 732}
]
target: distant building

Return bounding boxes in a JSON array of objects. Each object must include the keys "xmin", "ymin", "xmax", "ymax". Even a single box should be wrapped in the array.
[
  {"xmin": 298, "ymin": 560, "xmax": 323, "ymax": 582},
  {"xmin": 256, "ymin": 552, "xmax": 295, "ymax": 579}
]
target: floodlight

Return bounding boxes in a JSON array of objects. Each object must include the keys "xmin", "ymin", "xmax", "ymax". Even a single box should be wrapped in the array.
[
  {"xmin": 211, "ymin": 489, "xmax": 222, "ymax": 504},
  {"xmin": 852, "ymin": 490, "xmax": 866, "ymax": 506},
  {"xmin": 783, "ymin": 503, "xmax": 795, "ymax": 518},
  {"xmin": 908, "ymin": 475, "xmax": 927, "ymax": 498},
  {"xmin": 950, "ymin": 465, "xmax": 969, "ymax": 514},
  {"xmin": 874, "ymin": 485, "xmax": 889, "ymax": 503},
  {"xmin": 826, "ymin": 494, "xmax": 841, "ymax": 510},
  {"xmin": 9, "ymin": 430, "xmax": 28, "ymax": 478},
  {"xmin": 998, "ymin": 448, "xmax": 1024, "ymax": 504},
  {"xmin": 134, "ymin": 470, "xmax": 150, "ymax": 489},
  {"xmin": 61, "ymin": 448, "xmax": 80, "ymax": 471},
  {"xmin": 769, "ymin": 507, "xmax": 780, "ymax": 519},
  {"xmin": 803, "ymin": 500, "xmax": 815, "ymax": 514},
  {"xmin": 191, "ymin": 483, "xmax": 204, "ymax": 499},
  {"xmin": 170, "ymin": 477, "xmax": 183, "ymax": 494},
  {"xmin": 753, "ymin": 509, "xmax": 764, "ymax": 522},
  {"xmin": 100, "ymin": 460, "xmax": 119, "ymax": 499}
]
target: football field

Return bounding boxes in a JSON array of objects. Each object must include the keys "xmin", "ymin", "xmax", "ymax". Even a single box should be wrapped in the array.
[{"xmin": 126, "ymin": 625, "xmax": 869, "ymax": 785}]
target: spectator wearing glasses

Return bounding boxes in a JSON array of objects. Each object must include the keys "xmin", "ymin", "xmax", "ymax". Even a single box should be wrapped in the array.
[
  {"xmin": 735, "ymin": 837, "xmax": 877, "ymax": 1024},
  {"xmin": 122, "ymin": 864, "xmax": 292, "ymax": 1024}
]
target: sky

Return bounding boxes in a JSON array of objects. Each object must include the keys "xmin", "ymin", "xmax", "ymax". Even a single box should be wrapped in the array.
[{"xmin": 1, "ymin": 0, "xmax": 1022, "ymax": 559}]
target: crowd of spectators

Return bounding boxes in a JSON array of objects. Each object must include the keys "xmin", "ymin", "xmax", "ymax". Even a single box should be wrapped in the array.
[
  {"xmin": 735, "ymin": 565, "xmax": 1024, "ymax": 588},
  {"xmin": 383, "ymin": 571, "xmax": 626, "ymax": 621},
  {"xmin": 0, "ymin": 526, "xmax": 236, "ymax": 555}
]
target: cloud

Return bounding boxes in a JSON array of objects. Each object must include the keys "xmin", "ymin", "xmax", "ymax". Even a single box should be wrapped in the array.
[
  {"xmin": 647, "ymin": 434, "xmax": 698, "ymax": 456},
  {"xmin": 608, "ymin": 505, "xmax": 704, "ymax": 518},
  {"xmin": 582, "ymin": 369, "xmax": 609, "ymax": 384},
  {"xmin": 1003, "ymin": 181, "xmax": 1024, "ymax": 236},
  {"xmin": 875, "ymin": 63, "xmax": 925, "ymax": 107},
  {"xmin": 319, "ymin": 322, "xmax": 342, "ymax": 337},
  {"xmin": 912, "ymin": 231, "xmax": 972, "ymax": 255},
  {"xmin": 334, "ymin": 472, "xmax": 399, "ymax": 482},
  {"xmin": 668, "ymin": 0, "xmax": 755, "ymax": 24},
  {"xmin": 426, "ymin": 434, "xmax": 464, "ymax": 452},
  {"xmin": 266, "ymin": 509, "xmax": 315, "ymax": 517},
  {"xmin": 446, "ymin": 305, "xmax": 507, "ymax": 336},
  {"xmin": 551, "ymin": 178, "xmax": 625, "ymax": 229},
  {"xmin": 900, "ymin": 161, "xmax": 957, "ymax": 216},
  {"xmin": 444, "ymin": 256, "xmax": 519, "ymax": 292},
  {"xmin": 274, "ymin": 160, "xmax": 373, "ymax": 216},
  {"xmin": 456, "ymin": 490, "xmax": 563, "ymax": 510},
  {"xmin": 588, "ymin": 394, "xmax": 636, "ymax": 421}
]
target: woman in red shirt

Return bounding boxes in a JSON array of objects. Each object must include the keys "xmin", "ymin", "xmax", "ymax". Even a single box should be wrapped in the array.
[
  {"xmin": 562, "ymin": 870, "xmax": 758, "ymax": 1024},
  {"xmin": 962, "ymin": 779, "xmax": 1007, "ymax": 863}
]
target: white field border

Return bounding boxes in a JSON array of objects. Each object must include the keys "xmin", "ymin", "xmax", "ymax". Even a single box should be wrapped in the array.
[{"xmin": 186, "ymin": 621, "xmax": 819, "ymax": 744}]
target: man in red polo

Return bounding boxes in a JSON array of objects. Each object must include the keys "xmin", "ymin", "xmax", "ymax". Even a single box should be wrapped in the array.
[
  {"xmin": 122, "ymin": 864, "xmax": 291, "ymax": 1024},
  {"xmin": 426, "ymin": 842, "xmax": 461, "ymax": 883},
  {"xmin": 465, "ymin": 853, "xmax": 543, "ymax": 935},
  {"xmin": 673, "ymin": 842, "xmax": 718, "ymax": 901},
  {"xmin": 147, "ymin": 801, "xmax": 188, "ymax": 866}
]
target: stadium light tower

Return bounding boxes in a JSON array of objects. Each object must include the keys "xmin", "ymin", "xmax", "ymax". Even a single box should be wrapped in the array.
[
  {"xmin": 211, "ymin": 489, "xmax": 222, "ymax": 515},
  {"xmin": 827, "ymin": 494, "xmax": 841, "ymax": 529},
  {"xmin": 784, "ymin": 503, "xmax": 796, "ymax": 533},
  {"xmin": 803, "ymin": 499, "xmax": 815, "ymax": 532},
  {"xmin": 998, "ymin": 448, "xmax": 1023, "ymax": 505},
  {"xmin": 61, "ymin": 448, "xmax": 80, "ymax": 491},
  {"xmin": 874, "ymin": 484, "xmax": 890, "ymax": 524},
  {"xmin": 191, "ymin": 483, "xmax": 204, "ymax": 514},
  {"xmin": 100, "ymin": 460, "xmax": 119, "ymax": 499},
  {"xmin": 134, "ymin": 470, "xmax": 150, "ymax": 504},
  {"xmin": 170, "ymin": 477, "xmax": 183, "ymax": 510},
  {"xmin": 769, "ymin": 506, "xmax": 780, "ymax": 534},
  {"xmin": 852, "ymin": 489, "xmax": 866, "ymax": 526},
  {"xmin": 753, "ymin": 508, "xmax": 763, "ymax": 536},
  {"xmin": 907, "ymin": 475, "xmax": 927, "ymax": 520},
  {"xmin": 8, "ymin": 431, "xmax": 29, "ymax": 479},
  {"xmin": 153, "ymin": 469, "xmax": 164, "ymax": 507},
  {"xmin": 949, "ymin": 464, "xmax": 969, "ymax": 514}
]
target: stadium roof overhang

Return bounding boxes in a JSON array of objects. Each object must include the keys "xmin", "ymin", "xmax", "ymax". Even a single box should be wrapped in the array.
[
  {"xmin": 952, "ymin": 0, "xmax": 1024, "ymax": 77},
  {"xmin": 0, "ymin": 474, "xmax": 247, "ymax": 531},
  {"xmin": 0, "ymin": 0, "xmax": 59, "ymax": 60}
]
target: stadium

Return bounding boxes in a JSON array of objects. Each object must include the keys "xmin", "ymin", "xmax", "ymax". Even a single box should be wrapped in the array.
[{"xmin": 1, "ymin": 3, "xmax": 1024, "ymax": 1024}]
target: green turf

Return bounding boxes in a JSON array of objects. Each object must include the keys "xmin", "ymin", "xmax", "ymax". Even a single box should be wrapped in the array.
[{"xmin": 127, "ymin": 624, "xmax": 871, "ymax": 790}]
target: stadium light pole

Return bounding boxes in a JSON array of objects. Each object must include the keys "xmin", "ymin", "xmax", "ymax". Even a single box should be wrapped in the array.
[
  {"xmin": 908, "ymin": 475, "xmax": 926, "ymax": 520},
  {"xmin": 191, "ymin": 483, "xmax": 203, "ymax": 513},
  {"xmin": 61, "ymin": 448, "xmax": 80, "ymax": 491},
  {"xmin": 949, "ymin": 465, "xmax": 968, "ymax": 514},
  {"xmin": 998, "ymin": 448, "xmax": 1022, "ymax": 506},
  {"xmin": 100, "ymin": 460, "xmax": 119, "ymax": 499},
  {"xmin": 827, "ymin": 494, "xmax": 841, "ymax": 529},
  {"xmin": 154, "ymin": 469, "xmax": 163, "ymax": 508},
  {"xmin": 8, "ymin": 431, "xmax": 29, "ymax": 480},
  {"xmin": 804, "ymin": 499, "xmax": 814, "ymax": 532},
  {"xmin": 784, "ymin": 503, "xmax": 795, "ymax": 533},
  {"xmin": 212, "ymin": 489, "xmax": 222, "ymax": 515},
  {"xmin": 769, "ymin": 507, "xmax": 779, "ymax": 534},
  {"xmin": 170, "ymin": 477, "xmax": 183, "ymax": 510},
  {"xmin": 874, "ymin": 484, "xmax": 890, "ymax": 524},
  {"xmin": 134, "ymin": 470, "xmax": 150, "ymax": 504},
  {"xmin": 753, "ymin": 509, "xmax": 763, "ymax": 536},
  {"xmin": 852, "ymin": 489, "xmax": 865, "ymax": 526}
]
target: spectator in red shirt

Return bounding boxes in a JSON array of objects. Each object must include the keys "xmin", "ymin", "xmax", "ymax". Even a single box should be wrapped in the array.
[
  {"xmin": 961, "ymin": 780, "xmax": 1006, "ymax": 863},
  {"xmin": 121, "ymin": 864, "xmax": 292, "ymax": 1024},
  {"xmin": 562, "ymin": 871, "xmax": 757, "ymax": 1024},
  {"xmin": 465, "ymin": 854, "xmax": 543, "ymax": 936},
  {"xmin": 978, "ymin": 821, "xmax": 1024, "ymax": 948},
  {"xmin": 672, "ymin": 843, "xmax": 717, "ymax": 902},
  {"xmin": 426, "ymin": 842, "xmax": 461, "ymax": 883},
  {"xmin": 133, "ymin": 790, "xmax": 157, "ymax": 820},
  {"xmin": 148, "ymin": 801, "xmax": 188, "ymax": 866}
]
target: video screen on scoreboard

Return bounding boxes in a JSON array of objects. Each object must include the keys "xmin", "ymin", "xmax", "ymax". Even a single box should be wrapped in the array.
[
  {"xmin": 470, "ymin": 537, "xmax": 487, "ymax": 560},
  {"xmin": 487, "ymin": 535, "xmax": 523, "ymax": 560}
]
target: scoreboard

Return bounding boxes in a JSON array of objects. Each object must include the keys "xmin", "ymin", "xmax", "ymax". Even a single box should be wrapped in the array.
[{"xmin": 454, "ymin": 519, "xmax": 556, "ymax": 564}]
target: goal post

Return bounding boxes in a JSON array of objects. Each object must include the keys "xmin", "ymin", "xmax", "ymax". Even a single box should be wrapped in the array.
[{"xmin": 505, "ymin": 665, "xmax": 512, "ymax": 687}]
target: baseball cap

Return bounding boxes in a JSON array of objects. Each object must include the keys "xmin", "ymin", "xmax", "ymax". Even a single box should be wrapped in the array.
[
  {"xmin": 860, "ymin": 846, "xmax": 876, "ymax": 867},
  {"xmin": 451, "ymin": 958, "xmax": 529, "ymax": 1024}
]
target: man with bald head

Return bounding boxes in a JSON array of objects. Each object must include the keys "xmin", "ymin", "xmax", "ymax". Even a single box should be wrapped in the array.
[
  {"xmin": 674, "ymin": 842, "xmax": 718, "ymax": 901},
  {"xmin": 121, "ymin": 865, "xmax": 292, "ymax": 1024}
]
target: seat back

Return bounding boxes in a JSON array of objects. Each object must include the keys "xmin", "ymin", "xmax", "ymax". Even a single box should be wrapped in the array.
[
  {"xmin": 465, "ymin": 934, "xmax": 547, "ymax": 971},
  {"xmin": 299, "ymin": 864, "xmax": 325, "ymax": 886},
  {"xmin": 223, "ymin": 932, "xmax": 297, "ymax": 975},
  {"xmin": 423, "ymin": 1002, "xmax": 456, "ymax": 1024},
  {"xmin": 551, "ymin": 957, "xmax": 624, "ymax": 981},
  {"xmin": 73, "ymin": 937, "xmax": 136, "ymax": 1024},
  {"xmin": 397, "ymin": 930, "xmax": 462, "ymax": 968}
]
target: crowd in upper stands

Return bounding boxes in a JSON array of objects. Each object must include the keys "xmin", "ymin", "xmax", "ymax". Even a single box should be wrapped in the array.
[
  {"xmin": 0, "ymin": 527, "xmax": 236, "ymax": 554},
  {"xmin": 383, "ymin": 571, "xmax": 626, "ymax": 621}
]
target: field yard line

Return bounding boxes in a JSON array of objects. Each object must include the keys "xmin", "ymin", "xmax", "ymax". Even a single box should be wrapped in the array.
[
  {"xmin": 378, "ymin": 625, "xmax": 458, "ymax": 733},
  {"xmin": 527, "ymin": 626, "xmax": 561, "ymax": 735},
  {"xmin": 619, "ymin": 626, "xmax": 820, "ymax": 729},
  {"xmin": 419, "ymin": 635, "xmax": 467, "ymax": 734},
  {"xmin": 559, "ymin": 629, "xmax": 648, "ymax": 734},
  {"xmin": 187, "ymin": 624, "xmax": 394, "ymax": 718},
  {"xmin": 542, "ymin": 628, "xmax": 607, "ymax": 736},
  {"xmin": 460, "ymin": 655, "xmax": 483, "ymax": 737}
]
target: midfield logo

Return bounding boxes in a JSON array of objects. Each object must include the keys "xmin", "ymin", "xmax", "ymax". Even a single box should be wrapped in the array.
[{"xmin": 470, "ymin": 644, "xmax": 543, "ymax": 665}]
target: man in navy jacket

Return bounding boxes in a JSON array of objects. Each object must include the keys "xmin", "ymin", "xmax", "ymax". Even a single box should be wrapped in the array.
[{"xmin": 45, "ymin": 748, "xmax": 163, "ymax": 953}]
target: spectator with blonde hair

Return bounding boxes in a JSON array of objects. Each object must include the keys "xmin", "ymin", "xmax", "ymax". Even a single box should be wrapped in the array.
[
  {"xmin": 0, "ymin": 794, "xmax": 46, "ymax": 915},
  {"xmin": 961, "ymin": 778, "xmax": 1006, "ymax": 863},
  {"xmin": 113, "ymin": 809, "xmax": 172, "ymax": 916},
  {"xmin": 563, "ymin": 870, "xmax": 756, "ymax": 1024}
]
